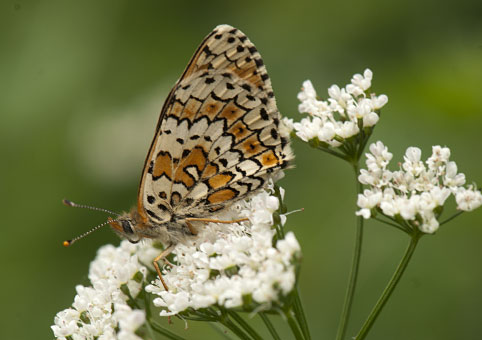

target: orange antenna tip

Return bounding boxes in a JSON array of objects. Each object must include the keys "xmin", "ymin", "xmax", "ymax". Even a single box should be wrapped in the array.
[{"xmin": 63, "ymin": 240, "xmax": 72, "ymax": 247}]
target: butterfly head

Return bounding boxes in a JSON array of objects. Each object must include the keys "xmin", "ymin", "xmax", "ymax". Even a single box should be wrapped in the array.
[{"xmin": 108, "ymin": 213, "xmax": 142, "ymax": 244}]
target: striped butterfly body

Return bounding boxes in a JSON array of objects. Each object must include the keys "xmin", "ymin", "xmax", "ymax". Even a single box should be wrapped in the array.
[{"xmin": 106, "ymin": 25, "xmax": 292, "ymax": 289}]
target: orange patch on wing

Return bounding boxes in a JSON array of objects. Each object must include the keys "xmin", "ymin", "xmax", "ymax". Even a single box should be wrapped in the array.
[
  {"xmin": 220, "ymin": 102, "xmax": 244, "ymax": 124},
  {"xmin": 173, "ymin": 168, "xmax": 195, "ymax": 187},
  {"xmin": 228, "ymin": 121, "xmax": 250, "ymax": 142},
  {"xmin": 153, "ymin": 152, "xmax": 172, "ymax": 179},
  {"xmin": 206, "ymin": 103, "xmax": 220, "ymax": 114},
  {"xmin": 246, "ymin": 72, "xmax": 263, "ymax": 89},
  {"xmin": 170, "ymin": 101, "xmax": 184, "ymax": 116},
  {"xmin": 182, "ymin": 147, "xmax": 207, "ymax": 171},
  {"xmin": 259, "ymin": 150, "xmax": 279, "ymax": 167},
  {"xmin": 243, "ymin": 135, "xmax": 263, "ymax": 156},
  {"xmin": 207, "ymin": 189, "xmax": 236, "ymax": 204},
  {"xmin": 230, "ymin": 63, "xmax": 263, "ymax": 88},
  {"xmin": 183, "ymin": 98, "xmax": 202, "ymax": 120},
  {"xmin": 174, "ymin": 147, "xmax": 207, "ymax": 188},
  {"xmin": 200, "ymin": 96, "xmax": 222, "ymax": 120},
  {"xmin": 202, "ymin": 164, "xmax": 219, "ymax": 179},
  {"xmin": 208, "ymin": 173, "xmax": 233, "ymax": 189}
]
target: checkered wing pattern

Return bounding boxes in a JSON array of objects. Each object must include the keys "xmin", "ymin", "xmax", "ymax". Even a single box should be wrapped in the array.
[{"xmin": 137, "ymin": 24, "xmax": 293, "ymax": 224}]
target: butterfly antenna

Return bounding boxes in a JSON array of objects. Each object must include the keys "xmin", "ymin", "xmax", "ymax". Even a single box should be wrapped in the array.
[
  {"xmin": 63, "ymin": 219, "xmax": 118, "ymax": 247},
  {"xmin": 62, "ymin": 199, "xmax": 121, "ymax": 217}
]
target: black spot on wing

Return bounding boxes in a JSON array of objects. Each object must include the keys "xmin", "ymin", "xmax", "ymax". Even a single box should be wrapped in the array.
[
  {"xmin": 260, "ymin": 108, "xmax": 269, "ymax": 120},
  {"xmin": 202, "ymin": 45, "xmax": 212, "ymax": 56},
  {"xmin": 205, "ymin": 77, "xmax": 215, "ymax": 84},
  {"xmin": 219, "ymin": 158, "xmax": 228, "ymax": 167},
  {"xmin": 241, "ymin": 84, "xmax": 252, "ymax": 92},
  {"xmin": 146, "ymin": 209, "xmax": 161, "ymax": 220}
]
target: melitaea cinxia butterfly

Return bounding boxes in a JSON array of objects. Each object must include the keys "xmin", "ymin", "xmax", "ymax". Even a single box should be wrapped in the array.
[{"xmin": 63, "ymin": 25, "xmax": 293, "ymax": 290}]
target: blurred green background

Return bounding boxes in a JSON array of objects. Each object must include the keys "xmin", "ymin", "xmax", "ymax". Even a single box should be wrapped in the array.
[{"xmin": 1, "ymin": 0, "xmax": 481, "ymax": 339}]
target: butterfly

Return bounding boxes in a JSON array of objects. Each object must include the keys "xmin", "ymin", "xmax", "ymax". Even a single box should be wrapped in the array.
[{"xmin": 64, "ymin": 24, "xmax": 293, "ymax": 290}]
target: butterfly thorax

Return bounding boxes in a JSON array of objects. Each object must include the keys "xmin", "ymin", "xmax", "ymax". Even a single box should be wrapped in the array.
[{"xmin": 108, "ymin": 207, "xmax": 194, "ymax": 245}]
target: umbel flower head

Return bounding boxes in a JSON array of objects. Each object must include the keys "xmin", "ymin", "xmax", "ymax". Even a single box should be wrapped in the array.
[
  {"xmin": 356, "ymin": 142, "xmax": 482, "ymax": 233},
  {"xmin": 51, "ymin": 242, "xmax": 148, "ymax": 340},
  {"xmin": 52, "ymin": 184, "xmax": 301, "ymax": 338},
  {"xmin": 146, "ymin": 183, "xmax": 301, "ymax": 316},
  {"xmin": 284, "ymin": 69, "xmax": 388, "ymax": 155}
]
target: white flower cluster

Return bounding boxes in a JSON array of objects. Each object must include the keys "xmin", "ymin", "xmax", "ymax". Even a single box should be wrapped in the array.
[
  {"xmin": 356, "ymin": 142, "xmax": 482, "ymax": 233},
  {"xmin": 284, "ymin": 69, "xmax": 388, "ymax": 146},
  {"xmin": 146, "ymin": 187, "xmax": 301, "ymax": 316},
  {"xmin": 52, "ymin": 242, "xmax": 148, "ymax": 340}
]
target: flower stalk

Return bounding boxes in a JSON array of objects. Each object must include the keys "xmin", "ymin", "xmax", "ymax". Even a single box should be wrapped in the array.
[
  {"xmin": 283, "ymin": 309, "xmax": 305, "ymax": 340},
  {"xmin": 292, "ymin": 288, "xmax": 311, "ymax": 340},
  {"xmin": 355, "ymin": 230, "xmax": 422, "ymax": 339},
  {"xmin": 148, "ymin": 320, "xmax": 188, "ymax": 340},
  {"xmin": 335, "ymin": 165, "xmax": 365, "ymax": 340},
  {"xmin": 259, "ymin": 313, "xmax": 281, "ymax": 340},
  {"xmin": 227, "ymin": 311, "xmax": 264, "ymax": 340}
]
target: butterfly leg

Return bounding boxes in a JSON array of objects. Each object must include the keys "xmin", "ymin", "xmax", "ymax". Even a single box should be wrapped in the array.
[
  {"xmin": 153, "ymin": 243, "xmax": 175, "ymax": 291},
  {"xmin": 186, "ymin": 217, "xmax": 249, "ymax": 225},
  {"xmin": 185, "ymin": 220, "xmax": 199, "ymax": 235}
]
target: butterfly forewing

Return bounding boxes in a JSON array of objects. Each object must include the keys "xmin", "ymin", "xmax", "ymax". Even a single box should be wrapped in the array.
[{"xmin": 137, "ymin": 24, "xmax": 293, "ymax": 225}]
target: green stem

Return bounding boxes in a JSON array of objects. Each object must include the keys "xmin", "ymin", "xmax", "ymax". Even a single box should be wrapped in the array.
[
  {"xmin": 356, "ymin": 128, "xmax": 371, "ymax": 161},
  {"xmin": 335, "ymin": 164, "xmax": 364, "ymax": 340},
  {"xmin": 440, "ymin": 211, "xmax": 464, "ymax": 226},
  {"xmin": 227, "ymin": 311, "xmax": 263, "ymax": 340},
  {"xmin": 317, "ymin": 146, "xmax": 350, "ymax": 161},
  {"xmin": 148, "ymin": 319, "xmax": 188, "ymax": 340},
  {"xmin": 274, "ymin": 184, "xmax": 310, "ymax": 339},
  {"xmin": 219, "ymin": 310, "xmax": 252, "ymax": 340},
  {"xmin": 209, "ymin": 322, "xmax": 236, "ymax": 340},
  {"xmin": 373, "ymin": 216, "xmax": 411, "ymax": 233},
  {"xmin": 292, "ymin": 288, "xmax": 311, "ymax": 340},
  {"xmin": 283, "ymin": 309, "xmax": 304, "ymax": 340},
  {"xmin": 142, "ymin": 288, "xmax": 159, "ymax": 340},
  {"xmin": 145, "ymin": 323, "xmax": 159, "ymax": 340},
  {"xmin": 259, "ymin": 313, "xmax": 281, "ymax": 340},
  {"xmin": 221, "ymin": 319, "xmax": 252, "ymax": 340},
  {"xmin": 355, "ymin": 231, "xmax": 422, "ymax": 340}
]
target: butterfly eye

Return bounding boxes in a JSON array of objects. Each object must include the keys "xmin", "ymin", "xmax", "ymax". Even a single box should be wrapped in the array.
[{"xmin": 121, "ymin": 220, "xmax": 134, "ymax": 234}]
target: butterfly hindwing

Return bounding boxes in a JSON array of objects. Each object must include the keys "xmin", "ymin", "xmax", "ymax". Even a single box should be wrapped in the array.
[{"xmin": 138, "ymin": 25, "xmax": 293, "ymax": 224}]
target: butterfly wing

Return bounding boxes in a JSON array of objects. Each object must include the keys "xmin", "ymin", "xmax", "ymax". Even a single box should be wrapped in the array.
[{"xmin": 137, "ymin": 24, "xmax": 293, "ymax": 225}]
